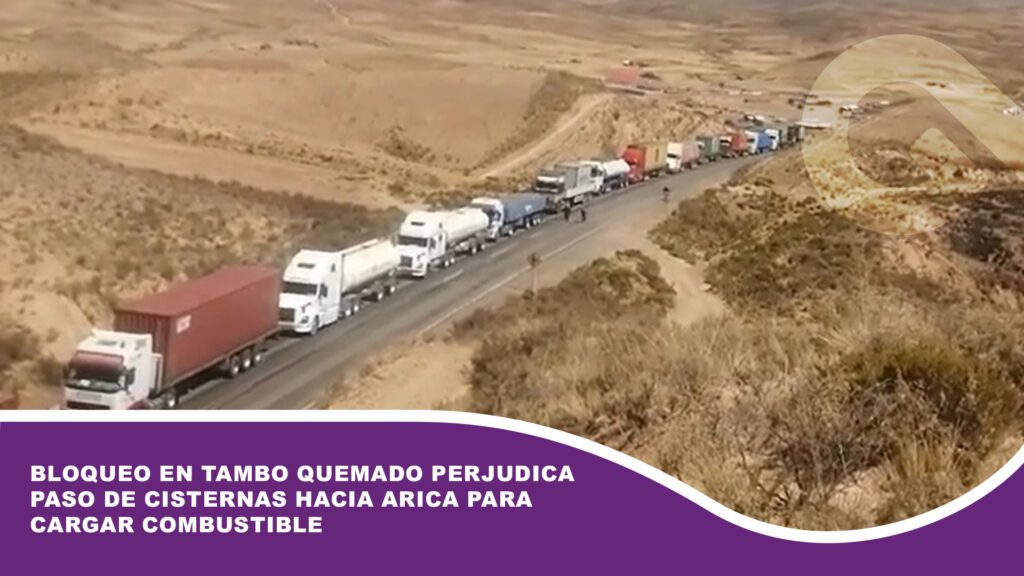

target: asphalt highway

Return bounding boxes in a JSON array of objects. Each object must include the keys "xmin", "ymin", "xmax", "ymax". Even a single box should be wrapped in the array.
[{"xmin": 180, "ymin": 155, "xmax": 759, "ymax": 410}]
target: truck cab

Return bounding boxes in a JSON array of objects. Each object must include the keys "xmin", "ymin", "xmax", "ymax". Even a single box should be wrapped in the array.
[
  {"xmin": 533, "ymin": 170, "xmax": 565, "ymax": 195},
  {"xmin": 470, "ymin": 197, "xmax": 505, "ymax": 240},
  {"xmin": 64, "ymin": 331, "xmax": 160, "ymax": 410},
  {"xmin": 397, "ymin": 211, "xmax": 447, "ymax": 278},
  {"xmin": 666, "ymin": 142, "xmax": 683, "ymax": 173},
  {"xmin": 278, "ymin": 250, "xmax": 342, "ymax": 335},
  {"xmin": 621, "ymin": 147, "xmax": 646, "ymax": 183},
  {"xmin": 579, "ymin": 161, "xmax": 607, "ymax": 194}
]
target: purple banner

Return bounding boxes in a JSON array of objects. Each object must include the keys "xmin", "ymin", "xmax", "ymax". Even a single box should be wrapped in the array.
[{"xmin": 0, "ymin": 421, "xmax": 1020, "ymax": 574}]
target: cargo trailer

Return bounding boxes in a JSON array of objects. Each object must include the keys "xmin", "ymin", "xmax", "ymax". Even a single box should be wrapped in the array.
[
  {"xmin": 698, "ymin": 135, "xmax": 722, "ymax": 163},
  {"xmin": 622, "ymin": 142, "xmax": 668, "ymax": 183},
  {"xmin": 64, "ymin": 266, "xmax": 282, "ymax": 410},
  {"xmin": 471, "ymin": 193, "xmax": 547, "ymax": 240},
  {"xmin": 724, "ymin": 131, "xmax": 748, "ymax": 158},
  {"xmin": 755, "ymin": 130, "xmax": 773, "ymax": 154}
]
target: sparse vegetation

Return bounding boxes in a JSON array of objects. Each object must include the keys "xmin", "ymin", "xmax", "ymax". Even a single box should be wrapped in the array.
[{"xmin": 476, "ymin": 71, "xmax": 603, "ymax": 169}]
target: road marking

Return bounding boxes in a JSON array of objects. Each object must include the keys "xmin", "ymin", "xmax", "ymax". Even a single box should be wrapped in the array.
[
  {"xmin": 414, "ymin": 225, "xmax": 604, "ymax": 338},
  {"xmin": 489, "ymin": 245, "xmax": 513, "ymax": 259},
  {"xmin": 438, "ymin": 269, "xmax": 465, "ymax": 285}
]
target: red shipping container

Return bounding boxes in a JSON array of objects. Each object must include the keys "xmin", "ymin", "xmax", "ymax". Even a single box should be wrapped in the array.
[{"xmin": 114, "ymin": 266, "xmax": 280, "ymax": 390}]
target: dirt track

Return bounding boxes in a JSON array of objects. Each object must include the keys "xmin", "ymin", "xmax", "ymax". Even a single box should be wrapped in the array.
[{"xmin": 480, "ymin": 94, "xmax": 614, "ymax": 178}]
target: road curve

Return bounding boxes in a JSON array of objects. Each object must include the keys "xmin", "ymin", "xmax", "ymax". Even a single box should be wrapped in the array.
[{"xmin": 180, "ymin": 156, "xmax": 759, "ymax": 410}]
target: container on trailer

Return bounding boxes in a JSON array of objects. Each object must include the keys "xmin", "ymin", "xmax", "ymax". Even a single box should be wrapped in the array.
[
  {"xmin": 646, "ymin": 141, "xmax": 669, "ymax": 174},
  {"xmin": 622, "ymin": 142, "xmax": 668, "ymax": 180},
  {"xmin": 501, "ymin": 192, "xmax": 547, "ymax": 222},
  {"xmin": 755, "ymin": 130, "xmax": 773, "ymax": 153},
  {"xmin": 112, "ymin": 266, "xmax": 280, "ymax": 392},
  {"xmin": 679, "ymin": 141, "xmax": 701, "ymax": 168},
  {"xmin": 698, "ymin": 135, "xmax": 721, "ymax": 161},
  {"xmin": 338, "ymin": 238, "xmax": 400, "ymax": 294}
]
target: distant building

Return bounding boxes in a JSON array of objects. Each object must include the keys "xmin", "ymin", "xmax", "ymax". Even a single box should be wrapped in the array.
[{"xmin": 604, "ymin": 67, "xmax": 664, "ymax": 93}]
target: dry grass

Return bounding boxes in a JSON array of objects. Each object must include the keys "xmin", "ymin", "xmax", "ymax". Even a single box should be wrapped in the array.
[
  {"xmin": 457, "ymin": 109, "xmax": 1024, "ymax": 528},
  {"xmin": 0, "ymin": 123, "xmax": 403, "ymax": 396},
  {"xmin": 461, "ymin": 249, "xmax": 1024, "ymax": 528},
  {"xmin": 475, "ymin": 71, "xmax": 604, "ymax": 169}
]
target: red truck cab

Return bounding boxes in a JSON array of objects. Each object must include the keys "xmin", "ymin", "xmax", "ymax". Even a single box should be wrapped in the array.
[{"xmin": 621, "ymin": 146, "xmax": 647, "ymax": 184}]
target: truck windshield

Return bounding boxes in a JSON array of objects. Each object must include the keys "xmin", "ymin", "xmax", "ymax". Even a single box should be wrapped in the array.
[
  {"xmin": 283, "ymin": 281, "xmax": 318, "ymax": 296},
  {"xmin": 534, "ymin": 181, "xmax": 562, "ymax": 193},
  {"xmin": 397, "ymin": 236, "xmax": 429, "ymax": 247},
  {"xmin": 66, "ymin": 365, "xmax": 123, "ymax": 392}
]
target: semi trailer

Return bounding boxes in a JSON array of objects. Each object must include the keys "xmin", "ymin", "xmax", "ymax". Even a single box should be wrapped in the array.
[
  {"xmin": 397, "ymin": 208, "xmax": 490, "ymax": 278},
  {"xmin": 278, "ymin": 238, "xmax": 400, "ymax": 335},
  {"xmin": 582, "ymin": 159, "xmax": 630, "ymax": 193},
  {"xmin": 755, "ymin": 130, "xmax": 773, "ymax": 154},
  {"xmin": 63, "ymin": 266, "xmax": 281, "ymax": 410},
  {"xmin": 722, "ymin": 130, "xmax": 748, "ymax": 158},
  {"xmin": 697, "ymin": 135, "xmax": 722, "ymax": 163},
  {"xmin": 471, "ymin": 193, "xmax": 547, "ymax": 240},
  {"xmin": 667, "ymin": 142, "xmax": 700, "ymax": 172},
  {"xmin": 622, "ymin": 142, "xmax": 669, "ymax": 183},
  {"xmin": 600, "ymin": 159, "xmax": 631, "ymax": 192}
]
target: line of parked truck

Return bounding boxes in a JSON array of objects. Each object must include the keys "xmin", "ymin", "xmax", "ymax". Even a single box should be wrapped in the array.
[{"xmin": 59, "ymin": 119, "xmax": 806, "ymax": 410}]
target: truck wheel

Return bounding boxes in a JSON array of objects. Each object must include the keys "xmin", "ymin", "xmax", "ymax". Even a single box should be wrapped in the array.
[
  {"xmin": 353, "ymin": 303, "xmax": 361, "ymax": 315},
  {"xmin": 387, "ymin": 284, "xmax": 396, "ymax": 295},
  {"xmin": 375, "ymin": 287, "xmax": 385, "ymax": 302},
  {"xmin": 311, "ymin": 317, "xmax": 320, "ymax": 336},
  {"xmin": 253, "ymin": 348, "xmax": 264, "ymax": 365},
  {"xmin": 164, "ymin": 392, "xmax": 178, "ymax": 410},
  {"xmin": 228, "ymin": 355, "xmax": 241, "ymax": 379},
  {"xmin": 241, "ymin": 348, "xmax": 253, "ymax": 371}
]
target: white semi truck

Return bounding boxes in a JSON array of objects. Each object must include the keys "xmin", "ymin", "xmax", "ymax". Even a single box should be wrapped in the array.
[
  {"xmin": 278, "ymin": 239, "xmax": 401, "ymax": 335},
  {"xmin": 397, "ymin": 208, "xmax": 490, "ymax": 278}
]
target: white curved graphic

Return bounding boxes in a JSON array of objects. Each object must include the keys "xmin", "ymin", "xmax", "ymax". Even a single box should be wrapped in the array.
[
  {"xmin": 2, "ymin": 410, "xmax": 1021, "ymax": 544},
  {"xmin": 802, "ymin": 34, "xmax": 1020, "ymax": 236}
]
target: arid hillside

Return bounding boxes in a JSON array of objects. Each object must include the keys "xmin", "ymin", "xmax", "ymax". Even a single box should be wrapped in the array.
[{"xmin": 4, "ymin": 0, "xmax": 1024, "ymax": 417}]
